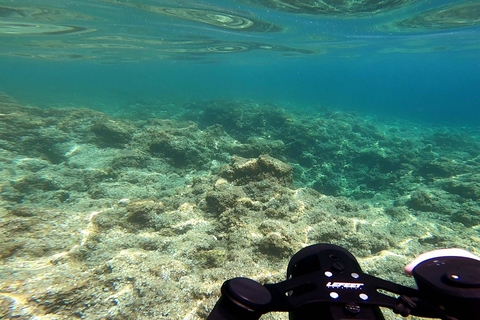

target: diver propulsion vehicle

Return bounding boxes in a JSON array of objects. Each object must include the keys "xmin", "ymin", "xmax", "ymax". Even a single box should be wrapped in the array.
[{"xmin": 207, "ymin": 243, "xmax": 480, "ymax": 320}]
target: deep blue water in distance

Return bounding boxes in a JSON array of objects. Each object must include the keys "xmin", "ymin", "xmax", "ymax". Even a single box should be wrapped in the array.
[
  {"xmin": 3, "ymin": 52, "xmax": 479, "ymax": 124},
  {"xmin": 1, "ymin": 0, "xmax": 479, "ymax": 124}
]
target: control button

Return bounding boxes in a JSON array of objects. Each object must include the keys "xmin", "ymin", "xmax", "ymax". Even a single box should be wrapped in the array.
[
  {"xmin": 359, "ymin": 293, "xmax": 369, "ymax": 300},
  {"xmin": 445, "ymin": 266, "xmax": 480, "ymax": 287},
  {"xmin": 345, "ymin": 303, "xmax": 361, "ymax": 315}
]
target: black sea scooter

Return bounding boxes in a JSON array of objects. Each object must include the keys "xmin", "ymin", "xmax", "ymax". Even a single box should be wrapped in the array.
[{"xmin": 207, "ymin": 243, "xmax": 480, "ymax": 320}]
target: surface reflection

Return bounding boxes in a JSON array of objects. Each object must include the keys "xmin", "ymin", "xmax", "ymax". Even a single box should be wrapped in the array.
[
  {"xmin": 0, "ymin": 0, "xmax": 479, "ymax": 61},
  {"xmin": 0, "ymin": 21, "xmax": 94, "ymax": 36},
  {"xmin": 247, "ymin": 0, "xmax": 413, "ymax": 16},
  {"xmin": 101, "ymin": 0, "xmax": 281, "ymax": 32},
  {"xmin": 151, "ymin": 6, "xmax": 281, "ymax": 32},
  {"xmin": 389, "ymin": 2, "xmax": 480, "ymax": 31},
  {"xmin": 0, "ymin": 5, "xmax": 93, "ymax": 21}
]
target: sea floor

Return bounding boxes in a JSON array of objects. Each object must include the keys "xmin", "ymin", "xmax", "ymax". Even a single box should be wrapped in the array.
[{"xmin": 1, "ymin": 93, "xmax": 479, "ymax": 319}]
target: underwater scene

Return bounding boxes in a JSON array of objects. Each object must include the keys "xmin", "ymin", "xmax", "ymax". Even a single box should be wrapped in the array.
[{"xmin": 1, "ymin": 0, "xmax": 480, "ymax": 319}]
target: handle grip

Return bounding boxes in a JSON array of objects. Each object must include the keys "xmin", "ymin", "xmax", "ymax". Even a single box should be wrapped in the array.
[{"xmin": 207, "ymin": 278, "xmax": 272, "ymax": 320}]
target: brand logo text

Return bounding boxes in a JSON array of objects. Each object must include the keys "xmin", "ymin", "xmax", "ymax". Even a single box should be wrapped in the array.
[{"xmin": 326, "ymin": 282, "xmax": 364, "ymax": 289}]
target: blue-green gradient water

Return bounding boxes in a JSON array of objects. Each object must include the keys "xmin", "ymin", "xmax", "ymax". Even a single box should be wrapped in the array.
[
  {"xmin": 2, "ymin": 3, "xmax": 480, "ymax": 319},
  {"xmin": 1, "ymin": 0, "xmax": 479, "ymax": 124}
]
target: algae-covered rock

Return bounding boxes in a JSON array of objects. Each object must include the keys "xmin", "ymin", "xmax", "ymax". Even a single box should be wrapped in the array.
[
  {"xmin": 440, "ymin": 177, "xmax": 480, "ymax": 201},
  {"xmin": 110, "ymin": 149, "xmax": 151, "ymax": 169},
  {"xmin": 205, "ymin": 180, "xmax": 246, "ymax": 214},
  {"xmin": 220, "ymin": 155, "xmax": 293, "ymax": 186},
  {"xmin": 406, "ymin": 190, "xmax": 439, "ymax": 212},
  {"xmin": 257, "ymin": 232, "xmax": 292, "ymax": 258},
  {"xmin": 14, "ymin": 158, "xmax": 50, "ymax": 172},
  {"xmin": 312, "ymin": 176, "xmax": 345, "ymax": 196},
  {"xmin": 125, "ymin": 200, "xmax": 165, "ymax": 226},
  {"xmin": 11, "ymin": 173, "xmax": 60, "ymax": 193},
  {"xmin": 451, "ymin": 210, "xmax": 480, "ymax": 227},
  {"xmin": 197, "ymin": 100, "xmax": 289, "ymax": 143},
  {"xmin": 9, "ymin": 205, "xmax": 38, "ymax": 217},
  {"xmin": 418, "ymin": 158, "xmax": 466, "ymax": 180},
  {"xmin": 256, "ymin": 220, "xmax": 296, "ymax": 258},
  {"xmin": 90, "ymin": 119, "xmax": 132, "ymax": 147},
  {"xmin": 150, "ymin": 134, "xmax": 200, "ymax": 167},
  {"xmin": 142, "ymin": 122, "xmax": 217, "ymax": 168},
  {"xmin": 194, "ymin": 249, "xmax": 226, "ymax": 267},
  {"xmin": 384, "ymin": 206, "xmax": 410, "ymax": 220}
]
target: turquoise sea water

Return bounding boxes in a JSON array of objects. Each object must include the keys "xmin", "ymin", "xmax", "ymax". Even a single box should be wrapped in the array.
[
  {"xmin": 2, "ymin": 1, "xmax": 480, "ymax": 319},
  {"xmin": 1, "ymin": 0, "xmax": 479, "ymax": 123}
]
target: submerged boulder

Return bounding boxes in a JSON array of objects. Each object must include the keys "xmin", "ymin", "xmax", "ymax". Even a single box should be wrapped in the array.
[{"xmin": 220, "ymin": 155, "xmax": 293, "ymax": 187}]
